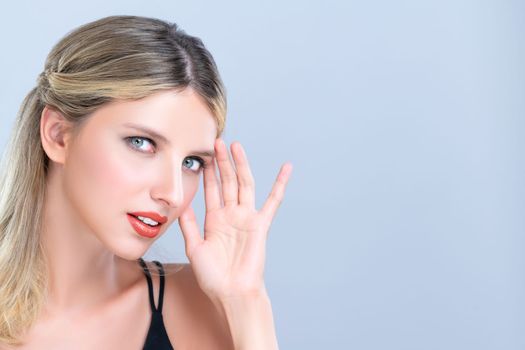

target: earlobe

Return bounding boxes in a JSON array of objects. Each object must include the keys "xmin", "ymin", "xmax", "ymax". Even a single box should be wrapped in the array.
[{"xmin": 40, "ymin": 105, "xmax": 72, "ymax": 165}]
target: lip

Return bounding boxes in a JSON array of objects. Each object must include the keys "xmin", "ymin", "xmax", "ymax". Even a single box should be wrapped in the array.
[
  {"xmin": 127, "ymin": 214, "xmax": 163, "ymax": 238},
  {"xmin": 128, "ymin": 211, "xmax": 168, "ymax": 224}
]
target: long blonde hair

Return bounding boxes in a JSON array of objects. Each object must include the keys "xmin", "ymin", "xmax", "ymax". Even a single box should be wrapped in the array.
[{"xmin": 0, "ymin": 15, "xmax": 227, "ymax": 346}]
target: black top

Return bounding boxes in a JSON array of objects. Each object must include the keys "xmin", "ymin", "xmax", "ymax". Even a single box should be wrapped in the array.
[{"xmin": 138, "ymin": 257, "xmax": 175, "ymax": 350}]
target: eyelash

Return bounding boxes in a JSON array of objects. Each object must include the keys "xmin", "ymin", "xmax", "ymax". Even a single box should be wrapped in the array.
[{"xmin": 124, "ymin": 136, "xmax": 209, "ymax": 172}]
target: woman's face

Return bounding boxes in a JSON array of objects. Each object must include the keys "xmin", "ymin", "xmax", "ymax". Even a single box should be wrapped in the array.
[{"xmin": 61, "ymin": 88, "xmax": 217, "ymax": 258}]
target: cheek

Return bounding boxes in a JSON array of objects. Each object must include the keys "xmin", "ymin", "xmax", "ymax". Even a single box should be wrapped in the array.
[
  {"xmin": 63, "ymin": 138, "xmax": 131, "ymax": 217},
  {"xmin": 90, "ymin": 145, "xmax": 137, "ymax": 196},
  {"xmin": 181, "ymin": 176, "xmax": 200, "ymax": 206}
]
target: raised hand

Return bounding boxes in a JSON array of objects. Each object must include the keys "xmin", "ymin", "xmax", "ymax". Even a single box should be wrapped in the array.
[{"xmin": 177, "ymin": 138, "xmax": 292, "ymax": 303}]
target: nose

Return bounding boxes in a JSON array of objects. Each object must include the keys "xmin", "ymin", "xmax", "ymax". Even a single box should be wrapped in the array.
[{"xmin": 151, "ymin": 157, "xmax": 185, "ymax": 209}]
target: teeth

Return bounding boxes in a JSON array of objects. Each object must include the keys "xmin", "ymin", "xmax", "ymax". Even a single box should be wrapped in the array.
[{"xmin": 137, "ymin": 216, "xmax": 159, "ymax": 226}]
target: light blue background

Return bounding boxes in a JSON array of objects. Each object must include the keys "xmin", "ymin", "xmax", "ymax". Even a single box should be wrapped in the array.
[{"xmin": 1, "ymin": 1, "xmax": 523, "ymax": 349}]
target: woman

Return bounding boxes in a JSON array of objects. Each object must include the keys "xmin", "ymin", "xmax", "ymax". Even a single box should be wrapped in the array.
[{"xmin": 0, "ymin": 15, "xmax": 292, "ymax": 349}]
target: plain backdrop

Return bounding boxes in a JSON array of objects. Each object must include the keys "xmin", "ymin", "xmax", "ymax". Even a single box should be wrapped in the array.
[{"xmin": 1, "ymin": 1, "xmax": 523, "ymax": 349}]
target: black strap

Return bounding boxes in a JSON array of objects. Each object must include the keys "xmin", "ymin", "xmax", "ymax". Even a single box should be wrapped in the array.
[{"xmin": 138, "ymin": 257, "xmax": 165, "ymax": 313}]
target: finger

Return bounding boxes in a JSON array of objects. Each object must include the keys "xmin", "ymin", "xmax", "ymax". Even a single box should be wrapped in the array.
[
  {"xmin": 177, "ymin": 205, "xmax": 203, "ymax": 259},
  {"xmin": 261, "ymin": 162, "xmax": 293, "ymax": 221},
  {"xmin": 203, "ymin": 154, "xmax": 222, "ymax": 211},
  {"xmin": 215, "ymin": 138, "xmax": 238, "ymax": 206},
  {"xmin": 231, "ymin": 142, "xmax": 255, "ymax": 208}
]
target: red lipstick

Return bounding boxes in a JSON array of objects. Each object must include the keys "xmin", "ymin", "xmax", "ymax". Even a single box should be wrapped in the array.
[{"xmin": 127, "ymin": 211, "xmax": 168, "ymax": 238}]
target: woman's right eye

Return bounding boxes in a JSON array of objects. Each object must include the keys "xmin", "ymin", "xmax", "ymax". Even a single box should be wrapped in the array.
[{"xmin": 125, "ymin": 136, "xmax": 156, "ymax": 153}]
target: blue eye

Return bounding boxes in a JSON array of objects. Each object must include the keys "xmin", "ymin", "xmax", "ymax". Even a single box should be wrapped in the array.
[
  {"xmin": 184, "ymin": 157, "xmax": 203, "ymax": 171},
  {"xmin": 184, "ymin": 157, "xmax": 206, "ymax": 172},
  {"xmin": 126, "ymin": 136, "xmax": 156, "ymax": 153}
]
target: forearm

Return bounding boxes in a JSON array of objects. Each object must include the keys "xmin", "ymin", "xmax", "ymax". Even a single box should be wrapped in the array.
[{"xmin": 214, "ymin": 290, "xmax": 279, "ymax": 350}]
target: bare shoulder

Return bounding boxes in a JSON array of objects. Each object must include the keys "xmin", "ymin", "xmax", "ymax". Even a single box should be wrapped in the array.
[{"xmin": 162, "ymin": 262, "xmax": 234, "ymax": 350}]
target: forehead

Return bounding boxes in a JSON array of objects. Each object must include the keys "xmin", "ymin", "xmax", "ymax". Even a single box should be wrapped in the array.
[{"xmin": 86, "ymin": 88, "xmax": 218, "ymax": 142}]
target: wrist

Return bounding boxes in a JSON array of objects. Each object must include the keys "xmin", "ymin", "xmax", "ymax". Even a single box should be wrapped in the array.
[
  {"xmin": 209, "ymin": 283, "xmax": 268, "ymax": 305},
  {"xmin": 211, "ymin": 289, "xmax": 279, "ymax": 350},
  {"xmin": 211, "ymin": 286, "xmax": 269, "ymax": 319}
]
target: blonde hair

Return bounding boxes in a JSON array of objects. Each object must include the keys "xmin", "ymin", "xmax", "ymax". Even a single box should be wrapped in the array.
[{"xmin": 0, "ymin": 15, "xmax": 227, "ymax": 346}]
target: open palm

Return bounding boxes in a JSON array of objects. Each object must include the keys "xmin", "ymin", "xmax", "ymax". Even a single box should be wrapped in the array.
[{"xmin": 177, "ymin": 138, "xmax": 292, "ymax": 303}]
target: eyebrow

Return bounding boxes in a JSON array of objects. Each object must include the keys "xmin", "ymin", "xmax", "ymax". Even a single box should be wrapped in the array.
[{"xmin": 122, "ymin": 122, "xmax": 215, "ymax": 158}]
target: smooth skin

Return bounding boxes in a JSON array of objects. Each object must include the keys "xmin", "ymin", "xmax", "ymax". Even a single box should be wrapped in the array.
[{"xmin": 4, "ymin": 87, "xmax": 291, "ymax": 349}]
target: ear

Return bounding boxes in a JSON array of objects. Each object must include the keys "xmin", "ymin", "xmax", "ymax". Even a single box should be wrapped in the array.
[{"xmin": 40, "ymin": 105, "xmax": 75, "ymax": 165}]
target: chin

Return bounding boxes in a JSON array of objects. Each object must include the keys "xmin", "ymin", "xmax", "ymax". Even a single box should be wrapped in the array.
[{"xmin": 108, "ymin": 242, "xmax": 149, "ymax": 261}]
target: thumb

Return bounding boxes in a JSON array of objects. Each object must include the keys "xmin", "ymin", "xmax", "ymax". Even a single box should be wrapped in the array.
[{"xmin": 177, "ymin": 205, "xmax": 203, "ymax": 260}]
